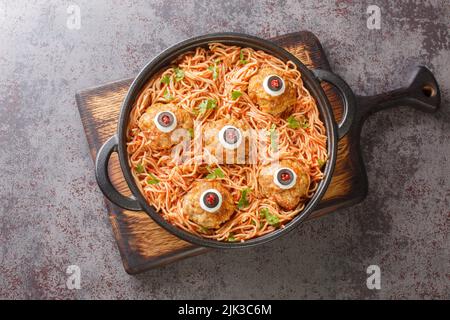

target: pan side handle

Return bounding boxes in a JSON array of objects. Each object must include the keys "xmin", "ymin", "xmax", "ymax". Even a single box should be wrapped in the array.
[{"xmin": 356, "ymin": 66, "xmax": 440, "ymax": 122}]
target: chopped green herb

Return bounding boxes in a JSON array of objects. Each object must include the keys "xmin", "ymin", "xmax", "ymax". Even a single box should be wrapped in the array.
[
  {"xmin": 259, "ymin": 208, "xmax": 269, "ymax": 218},
  {"xmin": 317, "ymin": 158, "xmax": 325, "ymax": 168},
  {"xmin": 266, "ymin": 214, "xmax": 280, "ymax": 227},
  {"xmin": 214, "ymin": 168, "xmax": 225, "ymax": 178},
  {"xmin": 187, "ymin": 128, "xmax": 194, "ymax": 139},
  {"xmin": 268, "ymin": 124, "xmax": 278, "ymax": 151},
  {"xmin": 147, "ymin": 173, "xmax": 160, "ymax": 185},
  {"xmin": 161, "ymin": 75, "xmax": 171, "ymax": 85},
  {"xmin": 207, "ymin": 60, "xmax": 220, "ymax": 80},
  {"xmin": 163, "ymin": 89, "xmax": 174, "ymax": 101},
  {"xmin": 227, "ymin": 233, "xmax": 236, "ymax": 242},
  {"xmin": 199, "ymin": 226, "xmax": 210, "ymax": 234},
  {"xmin": 174, "ymin": 67, "xmax": 184, "ymax": 81},
  {"xmin": 135, "ymin": 163, "xmax": 144, "ymax": 174},
  {"xmin": 239, "ymin": 50, "xmax": 248, "ymax": 65},
  {"xmin": 207, "ymin": 66, "xmax": 217, "ymax": 80},
  {"xmin": 205, "ymin": 166, "xmax": 224, "ymax": 179},
  {"xmin": 237, "ymin": 188, "xmax": 251, "ymax": 209},
  {"xmin": 251, "ymin": 220, "xmax": 263, "ymax": 229},
  {"xmin": 287, "ymin": 115, "xmax": 310, "ymax": 129},
  {"xmin": 286, "ymin": 115, "xmax": 300, "ymax": 129},
  {"xmin": 301, "ymin": 119, "xmax": 310, "ymax": 129},
  {"xmin": 197, "ymin": 98, "xmax": 217, "ymax": 114},
  {"xmin": 260, "ymin": 208, "xmax": 280, "ymax": 227},
  {"xmin": 299, "ymin": 116, "xmax": 310, "ymax": 129},
  {"xmin": 231, "ymin": 90, "xmax": 242, "ymax": 100}
]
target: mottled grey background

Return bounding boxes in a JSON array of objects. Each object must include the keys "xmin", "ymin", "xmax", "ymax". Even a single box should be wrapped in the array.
[{"xmin": 0, "ymin": 0, "xmax": 448, "ymax": 299}]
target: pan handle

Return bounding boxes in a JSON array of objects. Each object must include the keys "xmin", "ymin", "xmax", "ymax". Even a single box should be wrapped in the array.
[
  {"xmin": 356, "ymin": 66, "xmax": 440, "ymax": 121},
  {"xmin": 312, "ymin": 69, "xmax": 356, "ymax": 139},
  {"xmin": 95, "ymin": 135, "xmax": 142, "ymax": 211}
]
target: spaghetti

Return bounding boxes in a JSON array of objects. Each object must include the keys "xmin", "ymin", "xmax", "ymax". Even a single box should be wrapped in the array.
[{"xmin": 126, "ymin": 43, "xmax": 327, "ymax": 242}]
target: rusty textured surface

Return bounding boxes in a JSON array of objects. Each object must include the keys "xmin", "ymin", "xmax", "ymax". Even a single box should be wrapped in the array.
[{"xmin": 0, "ymin": 0, "xmax": 448, "ymax": 299}]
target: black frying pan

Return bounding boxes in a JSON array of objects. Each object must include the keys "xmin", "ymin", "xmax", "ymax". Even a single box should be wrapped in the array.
[{"xmin": 94, "ymin": 32, "xmax": 440, "ymax": 249}]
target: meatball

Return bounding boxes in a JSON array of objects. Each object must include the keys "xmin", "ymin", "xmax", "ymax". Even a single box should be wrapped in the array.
[
  {"xmin": 248, "ymin": 67, "xmax": 297, "ymax": 116},
  {"xmin": 182, "ymin": 181, "xmax": 235, "ymax": 229},
  {"xmin": 138, "ymin": 103, "xmax": 193, "ymax": 150},
  {"xmin": 203, "ymin": 117, "xmax": 249, "ymax": 164},
  {"xmin": 258, "ymin": 159, "xmax": 309, "ymax": 210}
]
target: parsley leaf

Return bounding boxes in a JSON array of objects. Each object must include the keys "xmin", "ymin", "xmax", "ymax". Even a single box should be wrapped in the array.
[
  {"xmin": 239, "ymin": 50, "xmax": 248, "ymax": 65},
  {"xmin": 287, "ymin": 115, "xmax": 310, "ymax": 129},
  {"xmin": 187, "ymin": 128, "xmax": 194, "ymax": 139},
  {"xmin": 237, "ymin": 188, "xmax": 251, "ymax": 209},
  {"xmin": 286, "ymin": 115, "xmax": 300, "ymax": 129},
  {"xmin": 227, "ymin": 233, "xmax": 236, "ymax": 242},
  {"xmin": 205, "ymin": 166, "xmax": 224, "ymax": 179},
  {"xmin": 207, "ymin": 60, "xmax": 219, "ymax": 80},
  {"xmin": 301, "ymin": 116, "xmax": 310, "ymax": 128},
  {"xmin": 266, "ymin": 214, "xmax": 280, "ymax": 227},
  {"xmin": 197, "ymin": 98, "xmax": 217, "ymax": 114},
  {"xmin": 317, "ymin": 158, "xmax": 325, "ymax": 168},
  {"xmin": 268, "ymin": 124, "xmax": 278, "ymax": 151},
  {"xmin": 260, "ymin": 208, "xmax": 280, "ymax": 227},
  {"xmin": 161, "ymin": 75, "xmax": 170, "ymax": 85},
  {"xmin": 135, "ymin": 163, "xmax": 144, "ymax": 174},
  {"xmin": 163, "ymin": 89, "xmax": 174, "ymax": 101},
  {"xmin": 174, "ymin": 67, "xmax": 184, "ymax": 81},
  {"xmin": 259, "ymin": 208, "xmax": 269, "ymax": 218},
  {"xmin": 251, "ymin": 219, "xmax": 263, "ymax": 229},
  {"xmin": 231, "ymin": 90, "xmax": 242, "ymax": 100},
  {"xmin": 147, "ymin": 173, "xmax": 160, "ymax": 185},
  {"xmin": 199, "ymin": 226, "xmax": 210, "ymax": 234}
]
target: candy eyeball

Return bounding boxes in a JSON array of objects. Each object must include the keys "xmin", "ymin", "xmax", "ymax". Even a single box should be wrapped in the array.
[
  {"xmin": 199, "ymin": 189, "xmax": 223, "ymax": 213},
  {"xmin": 273, "ymin": 167, "xmax": 297, "ymax": 189},
  {"xmin": 218, "ymin": 125, "xmax": 243, "ymax": 150},
  {"xmin": 153, "ymin": 110, "xmax": 177, "ymax": 133},
  {"xmin": 263, "ymin": 75, "xmax": 285, "ymax": 97}
]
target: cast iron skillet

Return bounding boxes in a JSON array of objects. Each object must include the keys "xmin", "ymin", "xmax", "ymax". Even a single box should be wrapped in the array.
[{"xmin": 94, "ymin": 32, "xmax": 439, "ymax": 249}]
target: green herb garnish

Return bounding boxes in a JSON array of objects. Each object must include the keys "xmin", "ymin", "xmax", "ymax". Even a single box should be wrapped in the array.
[
  {"xmin": 268, "ymin": 124, "xmax": 278, "ymax": 151},
  {"xmin": 317, "ymin": 158, "xmax": 325, "ymax": 168},
  {"xmin": 231, "ymin": 90, "xmax": 242, "ymax": 100},
  {"xmin": 199, "ymin": 226, "xmax": 210, "ymax": 234},
  {"xmin": 163, "ymin": 89, "xmax": 174, "ymax": 101},
  {"xmin": 147, "ymin": 173, "xmax": 160, "ymax": 185},
  {"xmin": 161, "ymin": 75, "xmax": 171, "ymax": 85},
  {"xmin": 239, "ymin": 50, "xmax": 248, "ymax": 65},
  {"xmin": 287, "ymin": 115, "xmax": 309, "ymax": 129},
  {"xmin": 174, "ymin": 67, "xmax": 184, "ymax": 81},
  {"xmin": 187, "ymin": 128, "xmax": 194, "ymax": 139},
  {"xmin": 299, "ymin": 117, "xmax": 309, "ymax": 129},
  {"xmin": 197, "ymin": 98, "xmax": 217, "ymax": 114},
  {"xmin": 135, "ymin": 163, "xmax": 144, "ymax": 174},
  {"xmin": 259, "ymin": 208, "xmax": 269, "ymax": 218},
  {"xmin": 260, "ymin": 208, "xmax": 280, "ymax": 227},
  {"xmin": 227, "ymin": 233, "xmax": 236, "ymax": 242},
  {"xmin": 251, "ymin": 219, "xmax": 263, "ymax": 229},
  {"xmin": 237, "ymin": 188, "xmax": 251, "ymax": 209},
  {"xmin": 287, "ymin": 115, "xmax": 300, "ymax": 129},
  {"xmin": 207, "ymin": 60, "xmax": 220, "ymax": 80},
  {"xmin": 205, "ymin": 166, "xmax": 225, "ymax": 179}
]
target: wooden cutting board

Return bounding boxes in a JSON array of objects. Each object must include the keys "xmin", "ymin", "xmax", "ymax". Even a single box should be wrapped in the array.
[{"xmin": 76, "ymin": 31, "xmax": 367, "ymax": 274}]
